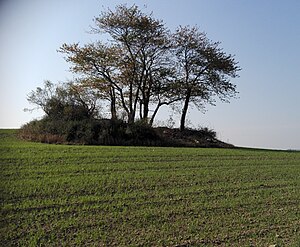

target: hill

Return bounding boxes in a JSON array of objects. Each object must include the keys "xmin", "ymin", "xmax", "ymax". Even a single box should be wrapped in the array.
[{"xmin": 19, "ymin": 119, "xmax": 233, "ymax": 148}]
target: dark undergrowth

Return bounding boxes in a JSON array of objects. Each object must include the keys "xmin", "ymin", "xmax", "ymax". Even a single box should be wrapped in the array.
[{"xmin": 19, "ymin": 118, "xmax": 233, "ymax": 148}]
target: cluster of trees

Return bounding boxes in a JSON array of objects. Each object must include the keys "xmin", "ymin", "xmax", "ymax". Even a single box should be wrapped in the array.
[{"xmin": 28, "ymin": 5, "xmax": 240, "ymax": 131}]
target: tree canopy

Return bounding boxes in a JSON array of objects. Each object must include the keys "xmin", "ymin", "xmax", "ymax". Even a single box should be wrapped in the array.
[{"xmin": 30, "ymin": 4, "xmax": 240, "ymax": 130}]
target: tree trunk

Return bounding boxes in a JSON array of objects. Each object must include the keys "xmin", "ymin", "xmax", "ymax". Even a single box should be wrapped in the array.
[
  {"xmin": 180, "ymin": 88, "xmax": 191, "ymax": 131},
  {"xmin": 139, "ymin": 99, "xmax": 143, "ymax": 119},
  {"xmin": 128, "ymin": 112, "xmax": 135, "ymax": 124},
  {"xmin": 110, "ymin": 87, "xmax": 117, "ymax": 120},
  {"xmin": 111, "ymin": 100, "xmax": 117, "ymax": 120},
  {"xmin": 149, "ymin": 102, "xmax": 162, "ymax": 126},
  {"xmin": 142, "ymin": 100, "xmax": 149, "ymax": 123}
]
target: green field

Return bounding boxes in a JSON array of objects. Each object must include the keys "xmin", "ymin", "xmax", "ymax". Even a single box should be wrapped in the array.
[{"xmin": 1, "ymin": 129, "xmax": 300, "ymax": 246}]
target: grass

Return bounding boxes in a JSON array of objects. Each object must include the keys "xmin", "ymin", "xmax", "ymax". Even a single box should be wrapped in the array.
[{"xmin": 1, "ymin": 129, "xmax": 300, "ymax": 246}]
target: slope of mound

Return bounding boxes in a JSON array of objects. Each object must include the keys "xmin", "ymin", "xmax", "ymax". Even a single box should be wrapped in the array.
[
  {"xmin": 155, "ymin": 127, "xmax": 234, "ymax": 148},
  {"xmin": 19, "ymin": 119, "xmax": 233, "ymax": 148}
]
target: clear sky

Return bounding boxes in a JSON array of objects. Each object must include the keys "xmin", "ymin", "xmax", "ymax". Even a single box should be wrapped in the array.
[{"xmin": 0, "ymin": 0, "xmax": 299, "ymax": 150}]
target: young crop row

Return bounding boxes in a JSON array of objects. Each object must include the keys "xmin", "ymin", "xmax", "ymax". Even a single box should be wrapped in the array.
[{"xmin": 1, "ymin": 130, "xmax": 300, "ymax": 246}]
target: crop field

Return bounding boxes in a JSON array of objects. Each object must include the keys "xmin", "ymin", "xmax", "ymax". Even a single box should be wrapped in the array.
[{"xmin": 1, "ymin": 129, "xmax": 300, "ymax": 246}]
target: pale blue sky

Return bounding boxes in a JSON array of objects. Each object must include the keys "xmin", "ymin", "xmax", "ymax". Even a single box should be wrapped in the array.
[{"xmin": 0, "ymin": 0, "xmax": 299, "ymax": 149}]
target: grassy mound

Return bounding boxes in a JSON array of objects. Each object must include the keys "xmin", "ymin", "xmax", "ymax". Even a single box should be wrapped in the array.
[
  {"xmin": 19, "ymin": 118, "xmax": 233, "ymax": 148},
  {"xmin": 155, "ymin": 127, "xmax": 233, "ymax": 148}
]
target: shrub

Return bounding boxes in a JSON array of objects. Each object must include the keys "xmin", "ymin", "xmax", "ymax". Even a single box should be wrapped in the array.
[
  {"xmin": 19, "ymin": 118, "xmax": 162, "ymax": 146},
  {"xmin": 19, "ymin": 119, "xmax": 66, "ymax": 143},
  {"xmin": 19, "ymin": 117, "xmax": 224, "ymax": 147},
  {"xmin": 194, "ymin": 126, "xmax": 217, "ymax": 139},
  {"xmin": 125, "ymin": 120, "xmax": 160, "ymax": 144}
]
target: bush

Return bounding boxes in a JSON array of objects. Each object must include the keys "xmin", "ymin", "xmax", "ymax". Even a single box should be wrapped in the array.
[
  {"xmin": 19, "ymin": 118, "xmax": 162, "ymax": 146},
  {"xmin": 19, "ymin": 118, "xmax": 228, "ymax": 147},
  {"xmin": 45, "ymin": 98, "xmax": 93, "ymax": 121},
  {"xmin": 193, "ymin": 126, "xmax": 217, "ymax": 139},
  {"xmin": 125, "ymin": 120, "xmax": 159, "ymax": 144},
  {"xmin": 19, "ymin": 119, "xmax": 66, "ymax": 144}
]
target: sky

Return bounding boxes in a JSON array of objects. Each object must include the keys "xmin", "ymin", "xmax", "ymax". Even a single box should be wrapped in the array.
[{"xmin": 0, "ymin": 0, "xmax": 299, "ymax": 150}]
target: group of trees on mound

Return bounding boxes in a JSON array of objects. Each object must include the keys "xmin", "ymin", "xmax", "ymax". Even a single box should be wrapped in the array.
[{"xmin": 23, "ymin": 5, "xmax": 240, "ymax": 145}]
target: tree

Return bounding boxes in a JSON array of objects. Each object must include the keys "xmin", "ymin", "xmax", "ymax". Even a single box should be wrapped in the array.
[
  {"xmin": 59, "ymin": 5, "xmax": 171, "ymax": 124},
  {"xmin": 172, "ymin": 26, "xmax": 240, "ymax": 131},
  {"xmin": 59, "ymin": 43, "xmax": 120, "ymax": 120},
  {"xmin": 58, "ymin": 5, "xmax": 240, "ymax": 128},
  {"xmin": 26, "ymin": 80, "xmax": 100, "ymax": 121},
  {"xmin": 26, "ymin": 80, "xmax": 56, "ymax": 116}
]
